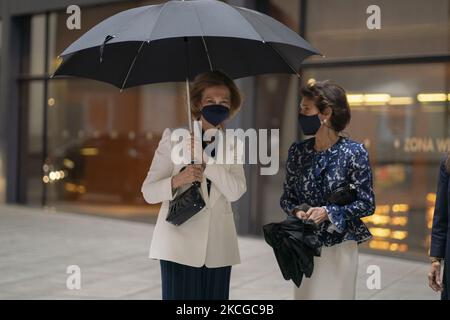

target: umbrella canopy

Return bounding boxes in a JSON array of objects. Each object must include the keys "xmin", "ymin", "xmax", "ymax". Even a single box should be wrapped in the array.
[
  {"xmin": 51, "ymin": 0, "xmax": 321, "ymax": 90},
  {"xmin": 263, "ymin": 216, "xmax": 322, "ymax": 287}
]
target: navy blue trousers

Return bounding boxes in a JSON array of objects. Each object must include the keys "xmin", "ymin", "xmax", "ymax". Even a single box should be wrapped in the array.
[{"xmin": 160, "ymin": 260, "xmax": 232, "ymax": 300}]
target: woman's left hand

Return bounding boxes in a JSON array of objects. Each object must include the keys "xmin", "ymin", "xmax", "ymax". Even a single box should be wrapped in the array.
[
  {"xmin": 428, "ymin": 261, "xmax": 443, "ymax": 292},
  {"xmin": 306, "ymin": 207, "xmax": 330, "ymax": 224}
]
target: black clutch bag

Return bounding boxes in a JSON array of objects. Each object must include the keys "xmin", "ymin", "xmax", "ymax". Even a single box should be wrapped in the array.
[
  {"xmin": 166, "ymin": 167, "xmax": 206, "ymax": 226},
  {"xmin": 327, "ymin": 184, "xmax": 357, "ymax": 206}
]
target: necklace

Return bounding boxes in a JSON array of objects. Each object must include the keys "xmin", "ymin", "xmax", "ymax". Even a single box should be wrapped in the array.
[{"xmin": 314, "ymin": 136, "xmax": 340, "ymax": 152}]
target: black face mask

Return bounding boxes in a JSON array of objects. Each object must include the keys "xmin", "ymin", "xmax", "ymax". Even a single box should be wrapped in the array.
[
  {"xmin": 201, "ymin": 104, "xmax": 230, "ymax": 126},
  {"xmin": 298, "ymin": 113, "xmax": 322, "ymax": 136}
]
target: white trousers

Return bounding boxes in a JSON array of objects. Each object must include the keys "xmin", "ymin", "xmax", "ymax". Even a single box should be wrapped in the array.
[{"xmin": 293, "ymin": 240, "xmax": 358, "ymax": 300}]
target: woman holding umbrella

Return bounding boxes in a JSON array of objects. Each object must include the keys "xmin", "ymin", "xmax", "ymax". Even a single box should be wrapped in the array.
[
  {"xmin": 428, "ymin": 153, "xmax": 450, "ymax": 300},
  {"xmin": 141, "ymin": 70, "xmax": 246, "ymax": 300},
  {"xmin": 50, "ymin": 0, "xmax": 320, "ymax": 300},
  {"xmin": 280, "ymin": 80, "xmax": 376, "ymax": 299}
]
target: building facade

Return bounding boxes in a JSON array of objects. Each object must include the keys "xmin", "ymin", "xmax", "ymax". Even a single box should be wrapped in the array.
[{"xmin": 0, "ymin": 0, "xmax": 449, "ymax": 261}]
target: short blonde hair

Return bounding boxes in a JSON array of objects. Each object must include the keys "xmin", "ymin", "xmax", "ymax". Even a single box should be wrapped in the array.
[{"xmin": 190, "ymin": 70, "xmax": 243, "ymax": 120}]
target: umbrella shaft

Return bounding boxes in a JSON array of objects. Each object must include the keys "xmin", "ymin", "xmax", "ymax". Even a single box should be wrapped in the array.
[{"xmin": 186, "ymin": 77, "xmax": 192, "ymax": 133}]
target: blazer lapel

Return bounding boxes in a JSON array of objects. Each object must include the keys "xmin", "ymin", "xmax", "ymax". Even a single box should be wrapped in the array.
[
  {"xmin": 200, "ymin": 176, "xmax": 210, "ymax": 205},
  {"xmin": 208, "ymin": 183, "xmax": 220, "ymax": 207},
  {"xmin": 204, "ymin": 162, "xmax": 232, "ymax": 208}
]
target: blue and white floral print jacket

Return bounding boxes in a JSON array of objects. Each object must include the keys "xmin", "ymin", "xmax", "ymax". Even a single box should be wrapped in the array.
[{"xmin": 280, "ymin": 137, "xmax": 376, "ymax": 247}]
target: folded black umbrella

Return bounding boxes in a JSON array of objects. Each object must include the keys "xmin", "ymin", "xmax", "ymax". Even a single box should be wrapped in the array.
[{"xmin": 263, "ymin": 215, "xmax": 322, "ymax": 287}]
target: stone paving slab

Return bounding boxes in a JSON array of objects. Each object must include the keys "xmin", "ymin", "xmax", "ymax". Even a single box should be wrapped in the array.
[{"xmin": 0, "ymin": 204, "xmax": 439, "ymax": 300}]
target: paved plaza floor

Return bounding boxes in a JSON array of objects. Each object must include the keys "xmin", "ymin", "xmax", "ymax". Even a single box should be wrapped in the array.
[{"xmin": 0, "ymin": 204, "xmax": 438, "ymax": 300}]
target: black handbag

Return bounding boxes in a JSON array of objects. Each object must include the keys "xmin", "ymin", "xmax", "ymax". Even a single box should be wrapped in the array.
[
  {"xmin": 166, "ymin": 167, "xmax": 206, "ymax": 226},
  {"xmin": 327, "ymin": 183, "xmax": 357, "ymax": 206}
]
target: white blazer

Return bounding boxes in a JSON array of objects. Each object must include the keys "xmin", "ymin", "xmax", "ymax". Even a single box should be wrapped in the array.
[{"xmin": 141, "ymin": 127, "xmax": 247, "ymax": 268}]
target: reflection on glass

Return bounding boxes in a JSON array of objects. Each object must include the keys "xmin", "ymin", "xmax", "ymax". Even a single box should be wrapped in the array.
[
  {"xmin": 42, "ymin": 79, "xmax": 186, "ymax": 222},
  {"xmin": 19, "ymin": 1, "xmax": 190, "ymax": 221},
  {"xmin": 364, "ymin": 203, "xmax": 409, "ymax": 253}
]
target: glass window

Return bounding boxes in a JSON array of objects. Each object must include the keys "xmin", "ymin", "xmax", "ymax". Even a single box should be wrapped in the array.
[
  {"xmin": 251, "ymin": 1, "xmax": 301, "ymax": 231},
  {"xmin": 20, "ymin": 80, "xmax": 45, "ymax": 206},
  {"xmin": 19, "ymin": 1, "xmax": 191, "ymax": 222},
  {"xmin": 0, "ymin": 151, "xmax": 4, "ymax": 203},
  {"xmin": 306, "ymin": 0, "xmax": 450, "ymax": 60},
  {"xmin": 47, "ymin": 2, "xmax": 153, "ymax": 75},
  {"xmin": 43, "ymin": 79, "xmax": 186, "ymax": 222},
  {"xmin": 0, "ymin": 19, "xmax": 4, "ymax": 204},
  {"xmin": 29, "ymin": 14, "xmax": 46, "ymax": 76},
  {"xmin": 302, "ymin": 63, "xmax": 450, "ymax": 259},
  {"xmin": 47, "ymin": 0, "xmax": 164, "ymax": 75}
]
